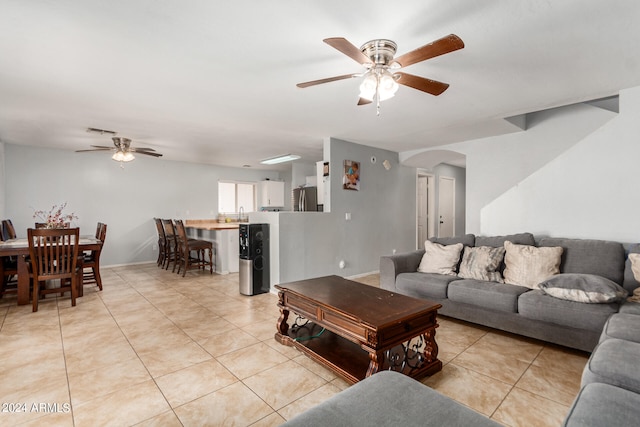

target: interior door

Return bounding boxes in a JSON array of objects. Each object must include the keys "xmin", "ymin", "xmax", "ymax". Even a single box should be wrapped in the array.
[
  {"xmin": 438, "ymin": 176, "xmax": 455, "ymax": 238},
  {"xmin": 417, "ymin": 174, "xmax": 435, "ymax": 248},
  {"xmin": 418, "ymin": 176, "xmax": 428, "ymax": 248}
]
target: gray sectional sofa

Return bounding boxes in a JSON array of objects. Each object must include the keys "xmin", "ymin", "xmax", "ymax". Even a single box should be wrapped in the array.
[
  {"xmin": 562, "ymin": 306, "xmax": 640, "ymax": 426},
  {"xmin": 283, "ymin": 308, "xmax": 640, "ymax": 426},
  {"xmin": 380, "ymin": 233, "xmax": 640, "ymax": 352},
  {"xmin": 283, "ymin": 236, "xmax": 640, "ymax": 426}
]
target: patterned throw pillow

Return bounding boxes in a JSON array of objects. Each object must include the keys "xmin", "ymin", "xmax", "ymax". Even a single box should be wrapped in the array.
[
  {"xmin": 417, "ymin": 240, "xmax": 463, "ymax": 276},
  {"xmin": 458, "ymin": 246, "xmax": 506, "ymax": 283},
  {"xmin": 503, "ymin": 241, "xmax": 563, "ymax": 289},
  {"xmin": 538, "ymin": 273, "xmax": 628, "ymax": 303},
  {"xmin": 629, "ymin": 253, "xmax": 640, "ymax": 281}
]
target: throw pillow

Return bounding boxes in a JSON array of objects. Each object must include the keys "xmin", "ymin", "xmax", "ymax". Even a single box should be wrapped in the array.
[
  {"xmin": 458, "ymin": 246, "xmax": 506, "ymax": 283},
  {"xmin": 503, "ymin": 241, "xmax": 563, "ymax": 289},
  {"xmin": 538, "ymin": 273, "xmax": 628, "ymax": 303},
  {"xmin": 417, "ymin": 240, "xmax": 464, "ymax": 276},
  {"xmin": 629, "ymin": 253, "xmax": 640, "ymax": 282}
]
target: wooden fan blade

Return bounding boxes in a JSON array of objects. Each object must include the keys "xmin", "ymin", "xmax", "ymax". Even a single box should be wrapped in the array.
[
  {"xmin": 323, "ymin": 37, "xmax": 372, "ymax": 65},
  {"xmin": 392, "ymin": 34, "xmax": 464, "ymax": 68},
  {"xmin": 133, "ymin": 150, "xmax": 163, "ymax": 157},
  {"xmin": 75, "ymin": 148, "xmax": 113, "ymax": 152},
  {"xmin": 91, "ymin": 145, "xmax": 115, "ymax": 149},
  {"xmin": 357, "ymin": 98, "xmax": 372, "ymax": 106},
  {"xmin": 395, "ymin": 72, "xmax": 450, "ymax": 96},
  {"xmin": 297, "ymin": 74, "xmax": 358, "ymax": 88},
  {"xmin": 130, "ymin": 147, "xmax": 156, "ymax": 152}
]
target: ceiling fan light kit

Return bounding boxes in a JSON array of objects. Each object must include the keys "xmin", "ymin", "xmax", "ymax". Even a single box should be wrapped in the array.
[
  {"xmin": 297, "ymin": 34, "xmax": 464, "ymax": 115},
  {"xmin": 76, "ymin": 134, "xmax": 163, "ymax": 167},
  {"xmin": 112, "ymin": 150, "xmax": 135, "ymax": 162}
]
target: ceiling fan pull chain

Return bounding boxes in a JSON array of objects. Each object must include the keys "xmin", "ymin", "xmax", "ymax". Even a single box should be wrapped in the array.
[{"xmin": 375, "ymin": 73, "xmax": 381, "ymax": 116}]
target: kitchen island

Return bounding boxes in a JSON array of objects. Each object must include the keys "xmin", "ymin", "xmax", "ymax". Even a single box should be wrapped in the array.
[{"xmin": 185, "ymin": 220, "xmax": 240, "ymax": 274}]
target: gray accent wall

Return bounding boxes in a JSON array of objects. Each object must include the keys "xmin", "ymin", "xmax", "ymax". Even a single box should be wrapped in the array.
[
  {"xmin": 2, "ymin": 143, "xmax": 280, "ymax": 266},
  {"xmin": 276, "ymin": 137, "xmax": 417, "ymax": 282},
  {"xmin": 0, "ymin": 142, "xmax": 5, "ymax": 218}
]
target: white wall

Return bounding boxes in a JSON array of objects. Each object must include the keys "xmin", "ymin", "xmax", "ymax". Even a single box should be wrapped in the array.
[
  {"xmin": 437, "ymin": 85, "xmax": 640, "ymax": 242},
  {"xmin": 3, "ymin": 144, "xmax": 279, "ymax": 265}
]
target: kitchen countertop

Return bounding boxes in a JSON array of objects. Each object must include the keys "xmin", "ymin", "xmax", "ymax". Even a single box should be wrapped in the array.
[{"xmin": 184, "ymin": 220, "xmax": 244, "ymax": 230}]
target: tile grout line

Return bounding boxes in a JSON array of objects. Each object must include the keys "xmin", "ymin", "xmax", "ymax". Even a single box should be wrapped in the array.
[{"xmin": 486, "ymin": 344, "xmax": 546, "ymax": 423}]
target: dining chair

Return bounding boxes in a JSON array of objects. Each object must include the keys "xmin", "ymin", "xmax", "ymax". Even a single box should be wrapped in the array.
[
  {"xmin": 2, "ymin": 219, "xmax": 17, "ymax": 240},
  {"xmin": 154, "ymin": 218, "xmax": 167, "ymax": 267},
  {"xmin": 83, "ymin": 222, "xmax": 107, "ymax": 290},
  {"xmin": 174, "ymin": 219, "xmax": 213, "ymax": 277},
  {"xmin": 27, "ymin": 227, "xmax": 82, "ymax": 312},
  {"xmin": 1, "ymin": 220, "xmax": 18, "ymax": 297},
  {"xmin": 162, "ymin": 219, "xmax": 179, "ymax": 271}
]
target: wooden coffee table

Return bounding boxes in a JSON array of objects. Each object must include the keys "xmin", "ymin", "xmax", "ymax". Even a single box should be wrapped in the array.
[{"xmin": 275, "ymin": 275, "xmax": 442, "ymax": 384}]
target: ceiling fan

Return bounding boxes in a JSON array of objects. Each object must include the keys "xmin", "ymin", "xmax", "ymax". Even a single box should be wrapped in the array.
[
  {"xmin": 76, "ymin": 136, "xmax": 163, "ymax": 165},
  {"xmin": 297, "ymin": 34, "xmax": 464, "ymax": 114}
]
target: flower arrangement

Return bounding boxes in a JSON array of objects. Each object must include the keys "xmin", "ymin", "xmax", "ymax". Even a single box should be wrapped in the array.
[{"xmin": 33, "ymin": 202, "xmax": 78, "ymax": 229}]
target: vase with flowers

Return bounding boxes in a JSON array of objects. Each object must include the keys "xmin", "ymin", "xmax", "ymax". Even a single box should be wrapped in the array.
[{"xmin": 33, "ymin": 202, "xmax": 79, "ymax": 229}]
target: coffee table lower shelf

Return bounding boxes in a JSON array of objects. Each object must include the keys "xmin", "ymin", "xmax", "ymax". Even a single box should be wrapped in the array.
[{"xmin": 275, "ymin": 322, "xmax": 441, "ymax": 384}]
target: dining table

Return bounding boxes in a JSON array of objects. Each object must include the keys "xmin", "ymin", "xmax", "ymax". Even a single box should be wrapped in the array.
[{"xmin": 0, "ymin": 235, "xmax": 103, "ymax": 305}]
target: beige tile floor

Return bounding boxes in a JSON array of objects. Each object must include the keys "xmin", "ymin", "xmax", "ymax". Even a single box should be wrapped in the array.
[{"xmin": 0, "ymin": 265, "xmax": 589, "ymax": 426}]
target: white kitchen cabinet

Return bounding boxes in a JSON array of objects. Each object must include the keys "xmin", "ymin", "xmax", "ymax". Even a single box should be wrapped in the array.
[{"xmin": 259, "ymin": 180, "xmax": 284, "ymax": 208}]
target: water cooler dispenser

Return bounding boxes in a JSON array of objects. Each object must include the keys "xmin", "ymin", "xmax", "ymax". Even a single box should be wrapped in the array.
[{"xmin": 239, "ymin": 223, "xmax": 270, "ymax": 296}]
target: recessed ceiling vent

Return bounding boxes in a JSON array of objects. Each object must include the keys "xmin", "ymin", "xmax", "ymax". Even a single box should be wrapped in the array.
[{"xmin": 86, "ymin": 127, "xmax": 117, "ymax": 136}]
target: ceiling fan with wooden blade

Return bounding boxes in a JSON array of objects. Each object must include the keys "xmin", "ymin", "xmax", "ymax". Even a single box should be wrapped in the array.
[
  {"xmin": 76, "ymin": 136, "xmax": 163, "ymax": 164},
  {"xmin": 297, "ymin": 34, "xmax": 464, "ymax": 113}
]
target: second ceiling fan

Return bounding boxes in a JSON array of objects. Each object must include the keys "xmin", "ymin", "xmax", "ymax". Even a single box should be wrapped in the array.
[{"xmin": 297, "ymin": 34, "xmax": 464, "ymax": 114}]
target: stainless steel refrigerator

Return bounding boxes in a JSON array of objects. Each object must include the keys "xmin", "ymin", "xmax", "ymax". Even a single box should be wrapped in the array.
[{"xmin": 292, "ymin": 186, "xmax": 318, "ymax": 211}]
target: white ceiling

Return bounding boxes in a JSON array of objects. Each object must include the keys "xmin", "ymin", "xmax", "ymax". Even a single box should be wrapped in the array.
[{"xmin": 1, "ymin": 1, "xmax": 639, "ymax": 170}]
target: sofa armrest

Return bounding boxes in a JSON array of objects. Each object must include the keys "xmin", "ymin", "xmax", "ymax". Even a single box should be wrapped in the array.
[{"xmin": 380, "ymin": 250, "xmax": 425, "ymax": 292}]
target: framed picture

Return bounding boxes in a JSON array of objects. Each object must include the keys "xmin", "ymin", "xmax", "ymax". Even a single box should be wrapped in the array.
[
  {"xmin": 343, "ymin": 160, "xmax": 360, "ymax": 191},
  {"xmin": 323, "ymin": 162, "xmax": 329, "ymax": 177}
]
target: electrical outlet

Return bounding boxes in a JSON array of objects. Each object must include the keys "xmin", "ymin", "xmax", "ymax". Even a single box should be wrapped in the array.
[{"xmin": 345, "ymin": 212, "xmax": 351, "ymax": 221}]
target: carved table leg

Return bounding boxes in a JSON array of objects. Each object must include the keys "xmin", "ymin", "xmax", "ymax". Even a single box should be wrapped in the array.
[
  {"xmin": 366, "ymin": 351, "xmax": 383, "ymax": 378},
  {"xmin": 275, "ymin": 292, "xmax": 290, "ymax": 344},
  {"xmin": 423, "ymin": 328, "xmax": 439, "ymax": 363}
]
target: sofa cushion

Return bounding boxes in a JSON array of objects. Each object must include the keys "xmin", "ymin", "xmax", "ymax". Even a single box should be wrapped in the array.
[
  {"xmin": 518, "ymin": 290, "xmax": 618, "ymax": 331},
  {"xmin": 599, "ymin": 313, "xmax": 640, "ymax": 343},
  {"xmin": 503, "ymin": 241, "xmax": 563, "ymax": 289},
  {"xmin": 418, "ymin": 241, "xmax": 463, "ymax": 275},
  {"xmin": 282, "ymin": 371, "xmax": 501, "ymax": 427},
  {"xmin": 619, "ymin": 301, "xmax": 640, "ymax": 315},
  {"xmin": 429, "ymin": 233, "xmax": 475, "ymax": 247},
  {"xmin": 396, "ymin": 272, "xmax": 461, "ymax": 299},
  {"xmin": 623, "ymin": 243, "xmax": 640, "ymax": 292},
  {"xmin": 539, "ymin": 238, "xmax": 625, "ymax": 284},
  {"xmin": 448, "ymin": 280, "xmax": 530, "ymax": 313},
  {"xmin": 582, "ymin": 338, "xmax": 640, "ymax": 394},
  {"xmin": 458, "ymin": 246, "xmax": 506, "ymax": 283},
  {"xmin": 562, "ymin": 383, "xmax": 640, "ymax": 427},
  {"xmin": 538, "ymin": 273, "xmax": 628, "ymax": 303},
  {"xmin": 475, "ymin": 232, "xmax": 535, "ymax": 248},
  {"xmin": 629, "ymin": 253, "xmax": 640, "ymax": 281}
]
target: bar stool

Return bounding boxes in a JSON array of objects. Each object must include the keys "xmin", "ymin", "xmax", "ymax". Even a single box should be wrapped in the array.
[
  {"xmin": 174, "ymin": 219, "xmax": 214, "ymax": 276},
  {"xmin": 154, "ymin": 218, "xmax": 167, "ymax": 267}
]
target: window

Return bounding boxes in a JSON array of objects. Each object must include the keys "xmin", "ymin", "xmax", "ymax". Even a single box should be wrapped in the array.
[{"xmin": 218, "ymin": 181, "xmax": 256, "ymax": 214}]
